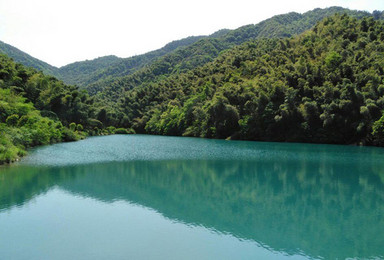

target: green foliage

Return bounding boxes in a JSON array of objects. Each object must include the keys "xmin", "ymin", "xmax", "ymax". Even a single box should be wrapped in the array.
[
  {"xmin": 76, "ymin": 124, "xmax": 84, "ymax": 131},
  {"xmin": 325, "ymin": 51, "xmax": 342, "ymax": 69},
  {"xmin": 0, "ymin": 54, "xmax": 104, "ymax": 127},
  {"xmin": 105, "ymin": 126, "xmax": 116, "ymax": 134},
  {"xmin": 114, "ymin": 128, "xmax": 135, "ymax": 134},
  {"xmin": 0, "ymin": 87, "xmax": 87, "ymax": 163},
  {"xmin": 372, "ymin": 114, "xmax": 384, "ymax": 145},
  {"xmin": 69, "ymin": 122, "xmax": 76, "ymax": 131},
  {"xmin": 5, "ymin": 114, "xmax": 19, "ymax": 126},
  {"xmin": 61, "ymin": 127, "xmax": 81, "ymax": 142}
]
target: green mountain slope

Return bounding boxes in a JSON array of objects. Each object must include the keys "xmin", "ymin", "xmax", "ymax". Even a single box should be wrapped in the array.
[
  {"xmin": 88, "ymin": 7, "xmax": 376, "ymax": 98},
  {"xmin": 56, "ymin": 55, "xmax": 122, "ymax": 86},
  {"xmin": 110, "ymin": 14, "xmax": 384, "ymax": 146},
  {"xmin": 0, "ymin": 40, "xmax": 59, "ymax": 76},
  {"xmin": 68, "ymin": 35, "xmax": 207, "ymax": 88}
]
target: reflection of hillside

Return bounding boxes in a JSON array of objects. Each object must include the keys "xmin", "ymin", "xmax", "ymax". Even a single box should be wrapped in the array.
[
  {"xmin": 2, "ymin": 152, "xmax": 383, "ymax": 259},
  {"xmin": 58, "ymin": 158, "xmax": 384, "ymax": 259},
  {"xmin": 0, "ymin": 166, "xmax": 75, "ymax": 211}
]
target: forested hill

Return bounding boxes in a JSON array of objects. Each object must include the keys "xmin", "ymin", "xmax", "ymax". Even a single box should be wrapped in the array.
[
  {"xmin": 56, "ymin": 55, "xmax": 122, "ymax": 86},
  {"xmin": 61, "ymin": 35, "xmax": 208, "ymax": 87},
  {"xmin": 109, "ymin": 14, "xmax": 384, "ymax": 146},
  {"xmin": 0, "ymin": 40, "xmax": 59, "ymax": 77},
  {"xmin": 87, "ymin": 7, "xmax": 380, "ymax": 98}
]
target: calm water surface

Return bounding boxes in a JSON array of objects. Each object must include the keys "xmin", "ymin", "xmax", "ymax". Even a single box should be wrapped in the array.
[{"xmin": 1, "ymin": 135, "xmax": 384, "ymax": 259}]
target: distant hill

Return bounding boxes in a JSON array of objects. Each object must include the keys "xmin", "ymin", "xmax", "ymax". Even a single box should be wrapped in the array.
[
  {"xmin": 0, "ymin": 40, "xmax": 59, "ymax": 76},
  {"xmin": 67, "ymin": 35, "xmax": 207, "ymax": 87},
  {"xmin": 56, "ymin": 55, "xmax": 122, "ymax": 86}
]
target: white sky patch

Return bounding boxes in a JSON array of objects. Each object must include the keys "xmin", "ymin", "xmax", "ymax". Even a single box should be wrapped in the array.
[{"xmin": 0, "ymin": 0, "xmax": 383, "ymax": 67}]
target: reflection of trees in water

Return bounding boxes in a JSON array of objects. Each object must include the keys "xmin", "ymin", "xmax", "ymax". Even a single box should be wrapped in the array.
[{"xmin": 1, "ymin": 154, "xmax": 384, "ymax": 259}]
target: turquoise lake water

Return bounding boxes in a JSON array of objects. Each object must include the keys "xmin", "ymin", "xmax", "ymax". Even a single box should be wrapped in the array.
[{"xmin": 1, "ymin": 135, "xmax": 384, "ymax": 259}]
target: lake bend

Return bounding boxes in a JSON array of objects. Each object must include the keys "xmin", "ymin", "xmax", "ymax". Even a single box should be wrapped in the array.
[{"xmin": 1, "ymin": 135, "xmax": 384, "ymax": 259}]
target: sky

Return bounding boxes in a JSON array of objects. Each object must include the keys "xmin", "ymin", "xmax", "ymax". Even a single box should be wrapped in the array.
[{"xmin": 0, "ymin": 0, "xmax": 383, "ymax": 67}]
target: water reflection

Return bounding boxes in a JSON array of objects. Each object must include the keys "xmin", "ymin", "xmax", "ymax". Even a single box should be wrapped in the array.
[{"xmin": 1, "ymin": 140, "xmax": 384, "ymax": 260}]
